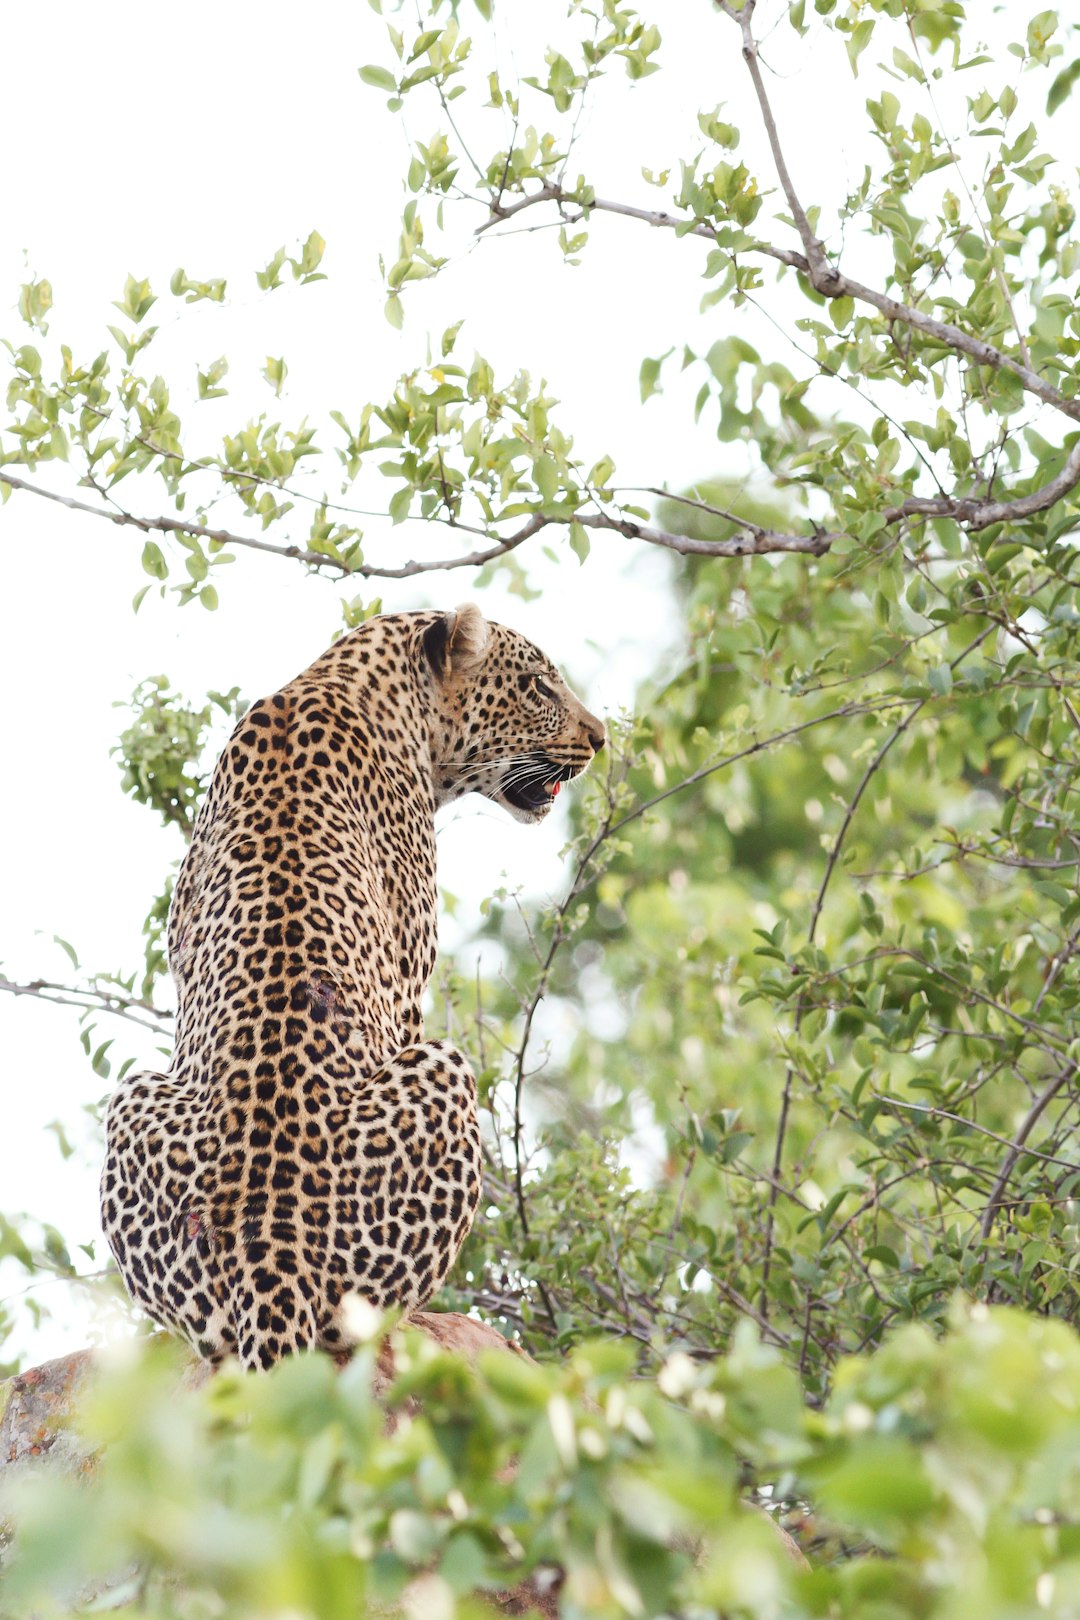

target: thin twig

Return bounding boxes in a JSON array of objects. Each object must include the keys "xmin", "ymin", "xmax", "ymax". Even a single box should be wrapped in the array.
[
  {"xmin": 480, "ymin": 175, "xmax": 1080, "ymax": 432},
  {"xmin": 0, "ymin": 974, "xmax": 173, "ymax": 1033},
  {"xmin": 880, "ymin": 1095, "xmax": 1079, "ymax": 1179},
  {"xmin": 759, "ymin": 623, "xmax": 996, "ymax": 1320},
  {"xmin": 0, "ymin": 471, "xmax": 540, "ymax": 579},
  {"xmin": 979, "ymin": 1063, "xmax": 1079, "ymax": 1240}
]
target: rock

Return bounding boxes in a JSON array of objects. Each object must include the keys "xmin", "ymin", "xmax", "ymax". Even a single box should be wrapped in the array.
[
  {"xmin": 371, "ymin": 1308, "xmax": 530, "ymax": 1399},
  {"xmin": 1, "ymin": 1348, "xmax": 96, "ymax": 1480}
]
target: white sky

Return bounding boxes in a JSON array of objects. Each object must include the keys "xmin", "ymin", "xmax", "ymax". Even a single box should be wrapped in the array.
[{"xmin": 0, "ymin": 0, "xmax": 1047, "ymax": 1364}]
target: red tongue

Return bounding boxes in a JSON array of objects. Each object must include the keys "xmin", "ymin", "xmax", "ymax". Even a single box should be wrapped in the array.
[{"xmin": 551, "ymin": 780, "xmax": 561, "ymax": 797}]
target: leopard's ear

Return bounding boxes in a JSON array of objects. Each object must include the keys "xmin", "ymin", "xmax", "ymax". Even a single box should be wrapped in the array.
[{"xmin": 423, "ymin": 603, "xmax": 491, "ymax": 680}]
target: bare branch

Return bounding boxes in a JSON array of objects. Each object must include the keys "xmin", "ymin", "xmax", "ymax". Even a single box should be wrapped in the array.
[
  {"xmin": 0, "ymin": 974, "xmax": 173, "ymax": 1033},
  {"xmin": 885, "ymin": 438, "xmax": 1080, "ymax": 532},
  {"xmin": 0, "ymin": 471, "xmax": 349, "ymax": 571},
  {"xmin": 1, "ymin": 471, "xmax": 838, "ymax": 574},
  {"xmin": 477, "ymin": 182, "xmax": 719, "ymax": 242},
  {"xmin": 574, "ymin": 509, "xmax": 838, "ymax": 557},
  {"xmin": 728, "ymin": 3, "xmax": 834, "ymax": 291},
  {"xmin": 980, "ymin": 1063, "xmax": 1079, "ymax": 1241},
  {"xmin": 0, "ymin": 471, "xmax": 539, "ymax": 578},
  {"xmin": 882, "ymin": 1094, "xmax": 1080, "ymax": 1178}
]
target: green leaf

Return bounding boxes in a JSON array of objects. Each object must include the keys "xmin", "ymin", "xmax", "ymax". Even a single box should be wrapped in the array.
[
  {"xmin": 297, "ymin": 229, "xmax": 325, "ymax": 278},
  {"xmin": 718, "ymin": 1130, "xmax": 753, "ymax": 1164},
  {"xmin": 44, "ymin": 1121, "xmax": 76, "ymax": 1159},
  {"xmin": 640, "ymin": 354, "xmax": 665, "ymax": 402},
  {"xmin": 91, "ymin": 1039, "xmax": 114, "ymax": 1078},
  {"xmin": 389, "ymin": 485, "xmax": 413, "ymax": 524},
  {"xmin": 385, "ymin": 294, "xmax": 404, "ymax": 329},
  {"xmin": 141, "ymin": 541, "xmax": 168, "ymax": 580},
  {"xmin": 257, "ymin": 246, "xmax": 287, "ymax": 292},
  {"xmin": 1047, "ymin": 58, "xmax": 1080, "ymax": 115},
  {"xmin": 112, "ymin": 273, "xmax": 156, "ymax": 323},
  {"xmin": 865, "ymin": 1245, "xmax": 900, "ymax": 1268},
  {"xmin": 569, "ymin": 522, "xmax": 590, "ymax": 564},
  {"xmin": 359, "ymin": 64, "xmax": 397, "ymax": 92},
  {"xmin": 441, "ymin": 319, "xmax": 464, "ymax": 357},
  {"xmin": 197, "ymin": 355, "xmax": 229, "ymax": 400},
  {"xmin": 262, "ymin": 355, "xmax": 288, "ymax": 397},
  {"xmin": 846, "ymin": 19, "xmax": 875, "ymax": 75},
  {"xmin": 534, "ymin": 455, "xmax": 559, "ymax": 504},
  {"xmin": 17, "ymin": 277, "xmax": 52, "ymax": 332},
  {"xmin": 409, "ymin": 29, "xmax": 440, "ymax": 60}
]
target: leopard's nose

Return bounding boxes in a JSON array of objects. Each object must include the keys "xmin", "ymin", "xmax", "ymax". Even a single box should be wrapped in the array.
[{"xmin": 587, "ymin": 724, "xmax": 606, "ymax": 755}]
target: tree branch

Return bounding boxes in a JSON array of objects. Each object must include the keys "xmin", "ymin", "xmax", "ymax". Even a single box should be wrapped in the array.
[
  {"xmin": 481, "ymin": 180, "xmax": 1080, "ymax": 434},
  {"xmin": 0, "ymin": 471, "xmax": 541, "ymax": 578},
  {"xmin": 759, "ymin": 704, "xmax": 921, "ymax": 1319},
  {"xmin": 882, "ymin": 1094, "xmax": 1080, "ymax": 1178},
  {"xmin": 477, "ymin": 181, "xmax": 720, "ymax": 243},
  {"xmin": 759, "ymin": 621, "xmax": 996, "ymax": 1320},
  {"xmin": 800, "ymin": 256, "xmax": 1080, "ymax": 426},
  {"xmin": 720, "ymin": 7, "xmax": 1080, "ymax": 430},
  {"xmin": 979, "ymin": 1062, "xmax": 1079, "ymax": 1241},
  {"xmin": 0, "ymin": 974, "xmax": 173, "ymax": 1033},
  {"xmin": 0, "ymin": 471, "xmax": 838, "ymax": 574},
  {"xmin": 0, "ymin": 470, "xmax": 350, "ymax": 571},
  {"xmin": 729, "ymin": 2, "xmax": 836, "ymax": 291},
  {"xmin": 574, "ymin": 509, "xmax": 837, "ymax": 557},
  {"xmin": 475, "ymin": 21, "xmax": 1080, "ymax": 510},
  {"xmin": 598, "ymin": 696, "xmax": 915, "ymax": 849},
  {"xmin": 885, "ymin": 438, "xmax": 1080, "ymax": 532}
]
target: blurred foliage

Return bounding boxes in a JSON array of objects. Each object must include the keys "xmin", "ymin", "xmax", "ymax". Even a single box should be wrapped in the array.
[
  {"xmin": 6, "ymin": 1306, "xmax": 1080, "ymax": 1617},
  {"xmin": 5, "ymin": 0, "xmax": 1080, "ymax": 1613},
  {"xmin": 0, "ymin": 1214, "xmax": 89, "ymax": 1382},
  {"xmin": 112, "ymin": 679, "xmax": 243, "ymax": 837}
]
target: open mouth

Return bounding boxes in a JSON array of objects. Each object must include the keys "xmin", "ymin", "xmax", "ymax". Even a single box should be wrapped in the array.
[{"xmin": 502, "ymin": 757, "xmax": 573, "ymax": 814}]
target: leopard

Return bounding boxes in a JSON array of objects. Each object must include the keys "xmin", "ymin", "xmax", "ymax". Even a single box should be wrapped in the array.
[{"xmin": 99, "ymin": 604, "xmax": 605, "ymax": 1369}]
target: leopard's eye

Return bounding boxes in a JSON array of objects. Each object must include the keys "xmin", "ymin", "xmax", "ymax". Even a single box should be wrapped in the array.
[{"xmin": 533, "ymin": 674, "xmax": 559, "ymax": 702}]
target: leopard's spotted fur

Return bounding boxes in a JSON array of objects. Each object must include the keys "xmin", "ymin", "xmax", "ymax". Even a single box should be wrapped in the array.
[{"xmin": 100, "ymin": 605, "xmax": 604, "ymax": 1368}]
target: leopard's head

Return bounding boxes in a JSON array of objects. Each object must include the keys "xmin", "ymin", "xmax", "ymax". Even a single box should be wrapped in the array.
[{"xmin": 422, "ymin": 604, "xmax": 606, "ymax": 824}]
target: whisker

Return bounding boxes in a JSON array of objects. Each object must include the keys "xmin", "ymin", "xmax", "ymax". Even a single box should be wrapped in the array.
[
  {"xmin": 448, "ymin": 747, "xmax": 591, "ymax": 798},
  {"xmin": 460, "ymin": 749, "xmax": 546, "ymax": 770}
]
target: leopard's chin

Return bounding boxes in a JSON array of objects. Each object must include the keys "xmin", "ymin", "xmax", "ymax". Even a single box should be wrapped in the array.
[
  {"xmin": 498, "ymin": 792, "xmax": 554, "ymax": 825},
  {"xmin": 500, "ymin": 757, "xmax": 566, "ymax": 822}
]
